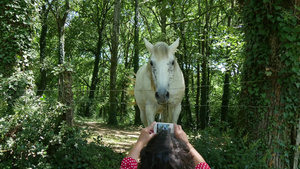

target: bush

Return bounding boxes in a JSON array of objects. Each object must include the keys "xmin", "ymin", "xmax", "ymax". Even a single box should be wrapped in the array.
[
  {"xmin": 191, "ymin": 126, "xmax": 268, "ymax": 169},
  {"xmin": 0, "ymin": 84, "xmax": 123, "ymax": 168},
  {"xmin": 50, "ymin": 126, "xmax": 123, "ymax": 169},
  {"xmin": 0, "ymin": 91, "xmax": 62, "ymax": 168}
]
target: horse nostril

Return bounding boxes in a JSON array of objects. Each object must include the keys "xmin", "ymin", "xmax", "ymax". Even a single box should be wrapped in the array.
[
  {"xmin": 155, "ymin": 92, "xmax": 159, "ymax": 99},
  {"xmin": 166, "ymin": 92, "xmax": 169, "ymax": 99}
]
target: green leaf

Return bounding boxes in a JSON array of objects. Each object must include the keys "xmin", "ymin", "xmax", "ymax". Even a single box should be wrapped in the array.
[
  {"xmin": 283, "ymin": 43, "xmax": 293, "ymax": 49},
  {"xmin": 291, "ymin": 66, "xmax": 299, "ymax": 74},
  {"xmin": 286, "ymin": 35, "xmax": 296, "ymax": 42},
  {"xmin": 261, "ymin": 93, "xmax": 266, "ymax": 99},
  {"xmin": 274, "ymin": 6, "xmax": 282, "ymax": 10}
]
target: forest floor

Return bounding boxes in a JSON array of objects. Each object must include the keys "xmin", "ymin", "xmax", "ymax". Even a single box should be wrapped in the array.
[{"xmin": 77, "ymin": 122, "xmax": 141, "ymax": 154}]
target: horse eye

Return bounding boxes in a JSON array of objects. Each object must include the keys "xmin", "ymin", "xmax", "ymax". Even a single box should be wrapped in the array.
[
  {"xmin": 171, "ymin": 60, "xmax": 175, "ymax": 65},
  {"xmin": 150, "ymin": 61, "xmax": 153, "ymax": 66}
]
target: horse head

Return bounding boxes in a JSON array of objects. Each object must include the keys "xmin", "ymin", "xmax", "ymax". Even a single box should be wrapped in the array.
[{"xmin": 144, "ymin": 38, "xmax": 179, "ymax": 105}]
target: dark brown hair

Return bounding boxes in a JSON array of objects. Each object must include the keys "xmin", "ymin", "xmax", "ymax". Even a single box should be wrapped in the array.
[{"xmin": 139, "ymin": 130, "xmax": 194, "ymax": 169}]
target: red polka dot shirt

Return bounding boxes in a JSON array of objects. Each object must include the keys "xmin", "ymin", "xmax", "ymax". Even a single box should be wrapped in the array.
[{"xmin": 120, "ymin": 157, "xmax": 211, "ymax": 169}]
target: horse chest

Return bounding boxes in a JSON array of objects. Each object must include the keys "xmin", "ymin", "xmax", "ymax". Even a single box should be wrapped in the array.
[{"xmin": 156, "ymin": 105, "xmax": 166, "ymax": 114}]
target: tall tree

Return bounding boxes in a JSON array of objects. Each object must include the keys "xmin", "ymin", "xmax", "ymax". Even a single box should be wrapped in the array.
[
  {"xmin": 146, "ymin": 0, "xmax": 169, "ymax": 41},
  {"xmin": 220, "ymin": 0, "xmax": 234, "ymax": 125},
  {"xmin": 0, "ymin": 0, "xmax": 32, "ymax": 77},
  {"xmin": 133, "ymin": 0, "xmax": 141, "ymax": 125},
  {"xmin": 199, "ymin": 0, "xmax": 212, "ymax": 129},
  {"xmin": 159, "ymin": 0, "xmax": 167, "ymax": 41},
  {"xmin": 82, "ymin": 0, "xmax": 111, "ymax": 117},
  {"xmin": 108, "ymin": 0, "xmax": 121, "ymax": 125},
  {"xmin": 196, "ymin": 0, "xmax": 202, "ymax": 129},
  {"xmin": 239, "ymin": 0, "xmax": 300, "ymax": 168},
  {"xmin": 0, "ymin": 0, "xmax": 35, "ymax": 114},
  {"xmin": 179, "ymin": 22, "xmax": 193, "ymax": 127},
  {"xmin": 37, "ymin": 1, "xmax": 51, "ymax": 96},
  {"xmin": 51, "ymin": 0, "xmax": 74, "ymax": 126}
]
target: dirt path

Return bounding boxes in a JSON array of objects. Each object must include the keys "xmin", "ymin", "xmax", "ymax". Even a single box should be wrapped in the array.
[{"xmin": 79, "ymin": 122, "xmax": 141, "ymax": 154}]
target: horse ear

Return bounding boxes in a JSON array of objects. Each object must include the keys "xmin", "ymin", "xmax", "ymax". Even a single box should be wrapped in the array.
[
  {"xmin": 144, "ymin": 38, "xmax": 153, "ymax": 53},
  {"xmin": 169, "ymin": 38, "xmax": 179, "ymax": 54}
]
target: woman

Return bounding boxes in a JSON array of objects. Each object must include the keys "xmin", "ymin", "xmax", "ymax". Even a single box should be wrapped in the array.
[{"xmin": 120, "ymin": 122, "xmax": 210, "ymax": 169}]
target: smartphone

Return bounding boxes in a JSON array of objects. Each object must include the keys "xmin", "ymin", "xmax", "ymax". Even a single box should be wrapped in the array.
[{"xmin": 153, "ymin": 122, "xmax": 174, "ymax": 133}]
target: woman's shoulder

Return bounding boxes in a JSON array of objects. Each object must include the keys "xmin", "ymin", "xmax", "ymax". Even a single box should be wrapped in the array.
[
  {"xmin": 195, "ymin": 162, "xmax": 211, "ymax": 169},
  {"xmin": 120, "ymin": 157, "xmax": 138, "ymax": 169}
]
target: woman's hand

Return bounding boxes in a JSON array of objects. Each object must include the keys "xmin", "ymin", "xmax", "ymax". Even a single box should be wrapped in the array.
[
  {"xmin": 174, "ymin": 123, "xmax": 189, "ymax": 144},
  {"xmin": 127, "ymin": 122, "xmax": 157, "ymax": 160},
  {"xmin": 174, "ymin": 123, "xmax": 207, "ymax": 165},
  {"xmin": 137, "ymin": 122, "xmax": 157, "ymax": 146}
]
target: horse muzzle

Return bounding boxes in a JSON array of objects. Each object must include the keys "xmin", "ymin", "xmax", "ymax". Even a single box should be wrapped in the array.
[{"xmin": 155, "ymin": 88, "xmax": 169, "ymax": 104}]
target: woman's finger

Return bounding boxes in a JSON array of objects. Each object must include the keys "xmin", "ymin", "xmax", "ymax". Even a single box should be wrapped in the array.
[
  {"xmin": 147, "ymin": 121, "xmax": 156, "ymax": 130},
  {"xmin": 174, "ymin": 123, "xmax": 179, "ymax": 132},
  {"xmin": 178, "ymin": 125, "xmax": 182, "ymax": 131}
]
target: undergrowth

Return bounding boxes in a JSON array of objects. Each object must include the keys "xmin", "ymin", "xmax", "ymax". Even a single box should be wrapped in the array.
[
  {"xmin": 190, "ymin": 125, "xmax": 268, "ymax": 169},
  {"xmin": 0, "ymin": 71, "xmax": 123, "ymax": 168}
]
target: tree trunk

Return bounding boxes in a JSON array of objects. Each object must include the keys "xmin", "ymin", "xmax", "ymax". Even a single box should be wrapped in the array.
[
  {"xmin": 159, "ymin": 0, "xmax": 167, "ymax": 41},
  {"xmin": 239, "ymin": 0, "xmax": 300, "ymax": 168},
  {"xmin": 220, "ymin": 72, "xmax": 229, "ymax": 123},
  {"xmin": 179, "ymin": 22, "xmax": 192, "ymax": 127},
  {"xmin": 62, "ymin": 70, "xmax": 74, "ymax": 126},
  {"xmin": 196, "ymin": 60, "xmax": 201, "ymax": 128},
  {"xmin": 108, "ymin": 0, "xmax": 120, "ymax": 125},
  {"xmin": 206, "ymin": 58, "xmax": 210, "ymax": 125},
  {"xmin": 37, "ymin": 3, "xmax": 50, "ymax": 96},
  {"xmin": 85, "ymin": 32, "xmax": 103, "ymax": 117},
  {"xmin": 200, "ymin": 15, "xmax": 208, "ymax": 129},
  {"xmin": 200, "ymin": 54, "xmax": 207, "ymax": 129},
  {"xmin": 196, "ymin": 0, "xmax": 202, "ymax": 129},
  {"xmin": 53, "ymin": 0, "xmax": 73, "ymax": 127},
  {"xmin": 120, "ymin": 38, "xmax": 131, "ymax": 122},
  {"xmin": 220, "ymin": 0, "xmax": 233, "ymax": 125},
  {"xmin": 133, "ymin": 0, "xmax": 141, "ymax": 125},
  {"xmin": 57, "ymin": 23, "xmax": 65, "ymax": 101},
  {"xmin": 199, "ymin": 0, "xmax": 212, "ymax": 130},
  {"xmin": 183, "ymin": 39, "xmax": 192, "ymax": 127},
  {"xmin": 85, "ymin": 1, "xmax": 109, "ymax": 117}
]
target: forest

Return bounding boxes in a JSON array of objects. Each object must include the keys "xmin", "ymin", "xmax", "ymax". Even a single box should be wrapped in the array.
[{"xmin": 0, "ymin": 0, "xmax": 299, "ymax": 168}]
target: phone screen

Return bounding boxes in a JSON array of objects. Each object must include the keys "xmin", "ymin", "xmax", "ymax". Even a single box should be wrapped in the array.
[{"xmin": 154, "ymin": 122, "xmax": 174, "ymax": 133}]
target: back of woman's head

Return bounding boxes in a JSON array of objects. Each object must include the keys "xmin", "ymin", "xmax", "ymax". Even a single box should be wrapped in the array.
[{"xmin": 139, "ymin": 130, "xmax": 194, "ymax": 169}]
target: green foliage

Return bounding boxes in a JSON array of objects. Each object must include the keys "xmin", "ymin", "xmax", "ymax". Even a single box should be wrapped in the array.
[
  {"xmin": 0, "ymin": 62, "xmax": 36, "ymax": 115},
  {"xmin": 0, "ymin": 83, "xmax": 123, "ymax": 168},
  {"xmin": 0, "ymin": 0, "xmax": 36, "ymax": 77},
  {"xmin": 239, "ymin": 0, "xmax": 300, "ymax": 167},
  {"xmin": 0, "ymin": 88, "xmax": 63, "ymax": 167},
  {"xmin": 1, "ymin": 0, "xmax": 299, "ymax": 167},
  {"xmin": 50, "ymin": 126, "xmax": 123, "ymax": 169},
  {"xmin": 191, "ymin": 126, "xmax": 268, "ymax": 168}
]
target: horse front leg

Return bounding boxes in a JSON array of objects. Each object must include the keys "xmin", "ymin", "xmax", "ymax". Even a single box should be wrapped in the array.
[
  {"xmin": 139, "ymin": 108, "xmax": 147, "ymax": 127},
  {"xmin": 171, "ymin": 104, "xmax": 181, "ymax": 124},
  {"xmin": 145, "ymin": 104, "xmax": 156, "ymax": 126}
]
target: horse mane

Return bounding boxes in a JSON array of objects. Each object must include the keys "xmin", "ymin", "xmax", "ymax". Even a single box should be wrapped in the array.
[{"xmin": 153, "ymin": 42, "xmax": 169, "ymax": 60}]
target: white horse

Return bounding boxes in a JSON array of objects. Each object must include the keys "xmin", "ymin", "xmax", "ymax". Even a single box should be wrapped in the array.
[{"xmin": 134, "ymin": 38, "xmax": 185, "ymax": 126}]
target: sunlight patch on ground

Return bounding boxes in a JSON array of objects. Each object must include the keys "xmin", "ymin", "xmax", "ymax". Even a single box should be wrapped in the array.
[{"xmin": 77, "ymin": 122, "xmax": 141, "ymax": 154}]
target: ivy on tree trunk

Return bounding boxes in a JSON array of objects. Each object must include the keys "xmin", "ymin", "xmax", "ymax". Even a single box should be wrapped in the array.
[{"xmin": 239, "ymin": 0, "xmax": 300, "ymax": 168}]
